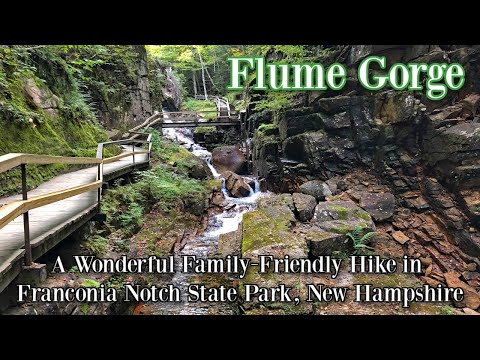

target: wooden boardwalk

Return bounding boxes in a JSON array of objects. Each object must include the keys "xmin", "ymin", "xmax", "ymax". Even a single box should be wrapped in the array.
[
  {"xmin": 0, "ymin": 146, "xmax": 148, "ymax": 293},
  {"xmin": 0, "ymin": 102, "xmax": 241, "ymax": 294}
]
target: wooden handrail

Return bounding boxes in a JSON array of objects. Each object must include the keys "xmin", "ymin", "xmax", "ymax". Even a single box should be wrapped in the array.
[
  {"xmin": 103, "ymin": 150, "xmax": 149, "ymax": 164},
  {"xmin": 0, "ymin": 131, "xmax": 152, "ymax": 268},
  {"xmin": 0, "ymin": 153, "xmax": 101, "ymax": 173},
  {"xmin": 0, "ymin": 180, "xmax": 103, "ymax": 231}
]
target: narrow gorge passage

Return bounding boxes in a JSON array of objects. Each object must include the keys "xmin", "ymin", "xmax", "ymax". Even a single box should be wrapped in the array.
[{"xmin": 143, "ymin": 125, "xmax": 265, "ymax": 315}]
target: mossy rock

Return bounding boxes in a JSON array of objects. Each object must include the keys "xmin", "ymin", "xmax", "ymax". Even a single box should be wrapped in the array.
[
  {"xmin": 313, "ymin": 201, "xmax": 375, "ymax": 234},
  {"xmin": 240, "ymin": 196, "xmax": 313, "ymax": 314}
]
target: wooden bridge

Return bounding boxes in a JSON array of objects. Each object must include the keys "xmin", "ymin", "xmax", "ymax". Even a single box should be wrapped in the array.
[
  {"xmin": 0, "ymin": 133, "xmax": 152, "ymax": 294},
  {"xmin": 131, "ymin": 110, "xmax": 240, "ymax": 131}
]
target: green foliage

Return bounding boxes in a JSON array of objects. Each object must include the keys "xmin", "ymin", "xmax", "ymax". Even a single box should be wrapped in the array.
[
  {"xmin": 117, "ymin": 201, "xmax": 144, "ymax": 233},
  {"xmin": 101, "ymin": 134, "xmax": 211, "ymax": 235},
  {"xmin": 105, "ymin": 275, "xmax": 126, "ymax": 289},
  {"xmin": 113, "ymin": 238, "xmax": 130, "ymax": 252},
  {"xmin": 257, "ymin": 123, "xmax": 277, "ymax": 133},
  {"xmin": 253, "ymin": 92, "xmax": 300, "ymax": 112},
  {"xmin": 346, "ymin": 225, "xmax": 376, "ymax": 255},
  {"xmin": 0, "ymin": 45, "xmax": 118, "ymax": 196},
  {"xmin": 139, "ymin": 166, "xmax": 208, "ymax": 206},
  {"xmin": 144, "ymin": 128, "xmax": 181, "ymax": 162},
  {"xmin": 439, "ymin": 305, "xmax": 456, "ymax": 315},
  {"xmin": 85, "ymin": 232, "xmax": 109, "ymax": 257},
  {"xmin": 470, "ymin": 205, "xmax": 480, "ymax": 213},
  {"xmin": 194, "ymin": 126, "xmax": 216, "ymax": 134},
  {"xmin": 83, "ymin": 278, "xmax": 101, "ymax": 288},
  {"xmin": 182, "ymin": 98, "xmax": 215, "ymax": 111},
  {"xmin": 80, "ymin": 303, "xmax": 89, "ymax": 315}
]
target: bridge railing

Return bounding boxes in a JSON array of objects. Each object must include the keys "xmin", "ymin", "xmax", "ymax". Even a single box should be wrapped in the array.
[
  {"xmin": 0, "ymin": 133, "xmax": 153, "ymax": 267},
  {"xmin": 0, "ymin": 153, "xmax": 103, "ymax": 266}
]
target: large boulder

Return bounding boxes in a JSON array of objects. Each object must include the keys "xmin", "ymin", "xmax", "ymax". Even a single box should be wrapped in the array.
[
  {"xmin": 212, "ymin": 146, "xmax": 246, "ymax": 174},
  {"xmin": 23, "ymin": 77, "xmax": 60, "ymax": 118},
  {"xmin": 221, "ymin": 171, "xmax": 252, "ymax": 198},
  {"xmin": 358, "ymin": 192, "xmax": 396, "ymax": 221},
  {"xmin": 313, "ymin": 201, "xmax": 376, "ymax": 234},
  {"xmin": 304, "ymin": 227, "xmax": 348, "ymax": 256},
  {"xmin": 175, "ymin": 150, "xmax": 213, "ymax": 180},
  {"xmin": 299, "ymin": 180, "xmax": 332, "ymax": 201},
  {"xmin": 306, "ymin": 201, "xmax": 376, "ymax": 256},
  {"xmin": 240, "ymin": 195, "xmax": 313, "ymax": 314},
  {"xmin": 292, "ymin": 193, "xmax": 317, "ymax": 222}
]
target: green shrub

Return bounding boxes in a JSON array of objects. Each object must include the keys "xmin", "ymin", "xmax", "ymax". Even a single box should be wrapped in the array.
[{"xmin": 85, "ymin": 232, "xmax": 109, "ymax": 257}]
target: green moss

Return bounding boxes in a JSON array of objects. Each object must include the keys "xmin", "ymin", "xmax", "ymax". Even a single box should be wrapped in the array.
[
  {"xmin": 355, "ymin": 211, "xmax": 371, "ymax": 221},
  {"xmin": 242, "ymin": 205, "xmax": 295, "ymax": 253},
  {"xmin": 330, "ymin": 224, "xmax": 352, "ymax": 234},
  {"xmin": 257, "ymin": 123, "xmax": 279, "ymax": 137},
  {"xmin": 330, "ymin": 205, "xmax": 349, "ymax": 220}
]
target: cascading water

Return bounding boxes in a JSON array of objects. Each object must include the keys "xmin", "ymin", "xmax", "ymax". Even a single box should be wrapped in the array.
[{"xmin": 147, "ymin": 120, "xmax": 266, "ymax": 314}]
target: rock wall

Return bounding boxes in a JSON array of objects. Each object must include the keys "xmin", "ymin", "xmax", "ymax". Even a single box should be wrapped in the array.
[
  {"xmin": 249, "ymin": 46, "xmax": 480, "ymax": 194},
  {"xmin": 243, "ymin": 45, "xmax": 480, "ymax": 314},
  {"xmin": 89, "ymin": 46, "xmax": 153, "ymax": 129}
]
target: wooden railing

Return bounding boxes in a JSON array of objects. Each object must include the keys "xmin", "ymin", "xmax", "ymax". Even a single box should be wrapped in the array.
[
  {"xmin": 126, "ymin": 110, "xmax": 239, "ymax": 132},
  {"xmin": 0, "ymin": 132, "xmax": 152, "ymax": 267}
]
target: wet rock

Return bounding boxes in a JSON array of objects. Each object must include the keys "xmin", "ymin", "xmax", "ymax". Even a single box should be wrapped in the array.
[
  {"xmin": 221, "ymin": 171, "xmax": 252, "ymax": 198},
  {"xmin": 337, "ymin": 180, "xmax": 348, "ymax": 191},
  {"xmin": 212, "ymin": 146, "xmax": 247, "ymax": 174},
  {"xmin": 292, "ymin": 193, "xmax": 317, "ymax": 222},
  {"xmin": 444, "ymin": 272, "xmax": 480, "ymax": 309},
  {"xmin": 211, "ymin": 191, "xmax": 227, "ymax": 207},
  {"xmin": 278, "ymin": 112, "xmax": 323, "ymax": 139},
  {"xmin": 299, "ymin": 180, "xmax": 332, "ymax": 201},
  {"xmin": 408, "ymin": 196, "xmax": 430, "ymax": 211},
  {"xmin": 313, "ymin": 201, "xmax": 376, "ymax": 235},
  {"xmin": 358, "ymin": 192, "xmax": 396, "ymax": 221},
  {"xmin": 282, "ymin": 131, "xmax": 357, "ymax": 178}
]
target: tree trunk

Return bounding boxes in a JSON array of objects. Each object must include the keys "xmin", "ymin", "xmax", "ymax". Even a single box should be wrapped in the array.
[
  {"xmin": 205, "ymin": 67, "xmax": 219, "ymax": 92},
  {"xmin": 192, "ymin": 70, "xmax": 197, "ymax": 98},
  {"xmin": 197, "ymin": 50, "xmax": 208, "ymax": 99}
]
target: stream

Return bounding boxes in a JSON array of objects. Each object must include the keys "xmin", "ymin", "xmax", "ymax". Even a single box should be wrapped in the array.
[{"xmin": 146, "ymin": 126, "xmax": 265, "ymax": 314}]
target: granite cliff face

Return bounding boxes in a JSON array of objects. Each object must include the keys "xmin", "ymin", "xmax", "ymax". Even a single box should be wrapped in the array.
[
  {"xmin": 240, "ymin": 45, "xmax": 480, "ymax": 314},
  {"xmin": 87, "ymin": 45, "xmax": 153, "ymax": 129}
]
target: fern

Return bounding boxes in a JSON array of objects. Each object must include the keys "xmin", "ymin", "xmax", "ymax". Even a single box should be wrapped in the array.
[{"xmin": 346, "ymin": 224, "xmax": 376, "ymax": 255}]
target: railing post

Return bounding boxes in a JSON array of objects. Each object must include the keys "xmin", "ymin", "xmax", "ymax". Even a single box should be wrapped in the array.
[
  {"xmin": 97, "ymin": 163, "xmax": 101, "ymax": 206},
  {"xmin": 132, "ymin": 144, "xmax": 136, "ymax": 166},
  {"xmin": 21, "ymin": 164, "xmax": 32, "ymax": 266},
  {"xmin": 96, "ymin": 144, "xmax": 103, "ymax": 211}
]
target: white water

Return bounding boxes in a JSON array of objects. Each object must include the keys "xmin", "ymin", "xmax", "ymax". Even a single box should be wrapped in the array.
[
  {"xmin": 162, "ymin": 126, "xmax": 264, "ymax": 238},
  {"xmin": 150, "ymin": 121, "xmax": 266, "ymax": 314}
]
